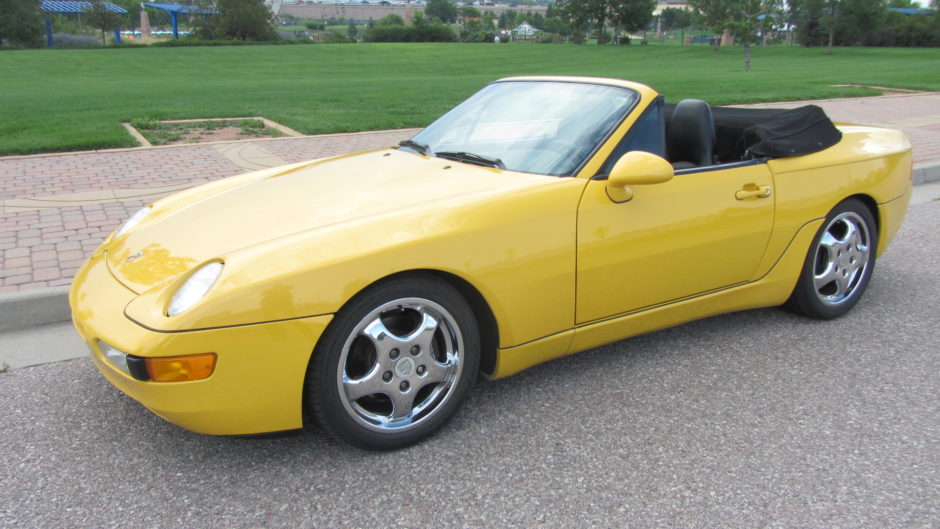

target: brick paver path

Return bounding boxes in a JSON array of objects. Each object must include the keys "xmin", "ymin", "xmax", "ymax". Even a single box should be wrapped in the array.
[
  {"xmin": 2, "ymin": 93, "xmax": 939, "ymax": 292},
  {"xmin": 0, "ymin": 130, "xmax": 416, "ymax": 292}
]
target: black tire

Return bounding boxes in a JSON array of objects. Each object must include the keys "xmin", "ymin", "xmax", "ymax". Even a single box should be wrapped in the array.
[
  {"xmin": 785, "ymin": 198, "xmax": 878, "ymax": 320},
  {"xmin": 307, "ymin": 274, "xmax": 480, "ymax": 450}
]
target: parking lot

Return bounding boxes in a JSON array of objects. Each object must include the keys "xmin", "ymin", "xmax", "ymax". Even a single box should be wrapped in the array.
[{"xmin": 1, "ymin": 199, "xmax": 936, "ymax": 529}]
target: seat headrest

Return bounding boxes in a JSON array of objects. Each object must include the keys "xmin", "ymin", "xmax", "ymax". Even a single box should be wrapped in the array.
[{"xmin": 668, "ymin": 99, "xmax": 717, "ymax": 168}]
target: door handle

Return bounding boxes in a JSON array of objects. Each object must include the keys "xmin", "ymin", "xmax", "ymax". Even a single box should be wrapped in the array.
[{"xmin": 735, "ymin": 184, "xmax": 772, "ymax": 200}]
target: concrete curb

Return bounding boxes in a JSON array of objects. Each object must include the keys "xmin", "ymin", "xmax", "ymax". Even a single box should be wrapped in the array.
[
  {"xmin": 913, "ymin": 161, "xmax": 940, "ymax": 185},
  {"xmin": 0, "ymin": 286, "xmax": 70, "ymax": 333},
  {"xmin": 2, "ymin": 162, "xmax": 939, "ymax": 334}
]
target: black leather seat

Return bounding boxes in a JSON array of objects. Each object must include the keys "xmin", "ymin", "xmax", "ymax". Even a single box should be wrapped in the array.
[{"xmin": 668, "ymin": 99, "xmax": 717, "ymax": 169}]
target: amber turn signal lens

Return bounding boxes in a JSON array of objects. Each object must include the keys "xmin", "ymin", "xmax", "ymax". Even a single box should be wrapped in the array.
[{"xmin": 145, "ymin": 353, "xmax": 217, "ymax": 382}]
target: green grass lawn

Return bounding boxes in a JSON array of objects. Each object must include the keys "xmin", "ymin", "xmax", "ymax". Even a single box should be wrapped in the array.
[{"xmin": 1, "ymin": 44, "xmax": 939, "ymax": 155}]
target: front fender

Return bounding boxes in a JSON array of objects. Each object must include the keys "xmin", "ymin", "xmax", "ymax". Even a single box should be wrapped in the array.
[{"xmin": 125, "ymin": 177, "xmax": 587, "ymax": 348}]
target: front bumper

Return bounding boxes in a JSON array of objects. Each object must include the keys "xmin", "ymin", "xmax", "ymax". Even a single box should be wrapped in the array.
[{"xmin": 70, "ymin": 252, "xmax": 332, "ymax": 435}]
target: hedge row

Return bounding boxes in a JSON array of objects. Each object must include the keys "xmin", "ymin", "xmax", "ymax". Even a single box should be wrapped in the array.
[
  {"xmin": 150, "ymin": 38, "xmax": 316, "ymax": 47},
  {"xmin": 363, "ymin": 24, "xmax": 456, "ymax": 43}
]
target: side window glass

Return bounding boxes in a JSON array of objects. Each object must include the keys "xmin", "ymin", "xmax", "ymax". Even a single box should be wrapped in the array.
[{"xmin": 599, "ymin": 98, "xmax": 666, "ymax": 176}]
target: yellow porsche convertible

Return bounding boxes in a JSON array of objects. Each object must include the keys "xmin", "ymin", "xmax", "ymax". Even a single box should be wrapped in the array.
[{"xmin": 70, "ymin": 77, "xmax": 912, "ymax": 450}]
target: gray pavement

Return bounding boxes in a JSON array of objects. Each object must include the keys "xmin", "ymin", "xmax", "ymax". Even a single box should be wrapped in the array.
[{"xmin": 1, "ymin": 199, "xmax": 937, "ymax": 529}]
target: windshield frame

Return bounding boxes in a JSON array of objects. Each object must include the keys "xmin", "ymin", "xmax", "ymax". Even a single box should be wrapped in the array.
[{"xmin": 404, "ymin": 79, "xmax": 641, "ymax": 178}]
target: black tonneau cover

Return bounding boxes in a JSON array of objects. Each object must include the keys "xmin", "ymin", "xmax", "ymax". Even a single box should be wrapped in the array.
[
  {"xmin": 741, "ymin": 105, "xmax": 842, "ymax": 159},
  {"xmin": 665, "ymin": 103, "xmax": 842, "ymax": 162}
]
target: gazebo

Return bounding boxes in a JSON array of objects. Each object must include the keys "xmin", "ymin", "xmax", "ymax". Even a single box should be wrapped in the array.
[
  {"xmin": 510, "ymin": 22, "xmax": 542, "ymax": 42},
  {"xmin": 39, "ymin": 0, "xmax": 128, "ymax": 47}
]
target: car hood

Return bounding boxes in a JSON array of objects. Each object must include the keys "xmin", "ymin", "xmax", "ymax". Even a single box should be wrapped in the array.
[{"xmin": 107, "ymin": 149, "xmax": 556, "ymax": 294}]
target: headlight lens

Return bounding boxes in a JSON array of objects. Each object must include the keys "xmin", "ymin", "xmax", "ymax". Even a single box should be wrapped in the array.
[
  {"xmin": 167, "ymin": 262, "xmax": 224, "ymax": 317},
  {"xmin": 114, "ymin": 206, "xmax": 151, "ymax": 238}
]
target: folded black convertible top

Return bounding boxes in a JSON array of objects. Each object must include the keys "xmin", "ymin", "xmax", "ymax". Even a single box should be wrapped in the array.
[
  {"xmin": 664, "ymin": 103, "xmax": 843, "ymax": 162},
  {"xmin": 740, "ymin": 105, "xmax": 842, "ymax": 159}
]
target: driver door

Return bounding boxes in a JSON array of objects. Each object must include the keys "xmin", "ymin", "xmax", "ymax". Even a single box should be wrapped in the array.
[{"xmin": 575, "ymin": 162, "xmax": 775, "ymax": 324}]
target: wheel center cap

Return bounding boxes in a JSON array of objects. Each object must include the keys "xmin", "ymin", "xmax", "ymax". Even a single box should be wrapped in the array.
[{"xmin": 395, "ymin": 357, "xmax": 416, "ymax": 378}]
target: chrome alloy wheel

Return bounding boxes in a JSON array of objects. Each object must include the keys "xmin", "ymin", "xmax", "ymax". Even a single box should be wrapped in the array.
[
  {"xmin": 336, "ymin": 298, "xmax": 464, "ymax": 432},
  {"xmin": 812, "ymin": 211, "xmax": 872, "ymax": 306}
]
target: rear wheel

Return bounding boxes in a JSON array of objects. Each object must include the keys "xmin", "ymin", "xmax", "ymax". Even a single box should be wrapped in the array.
[
  {"xmin": 307, "ymin": 275, "xmax": 480, "ymax": 450},
  {"xmin": 786, "ymin": 198, "xmax": 878, "ymax": 319}
]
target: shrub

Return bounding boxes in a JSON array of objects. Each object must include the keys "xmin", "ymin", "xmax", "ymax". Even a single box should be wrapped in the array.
[
  {"xmin": 150, "ymin": 38, "xmax": 315, "ymax": 47},
  {"xmin": 376, "ymin": 14, "xmax": 405, "ymax": 26},
  {"xmin": 864, "ymin": 10, "xmax": 940, "ymax": 47},
  {"xmin": 0, "ymin": 0, "xmax": 43, "ymax": 48},
  {"xmin": 460, "ymin": 28, "xmax": 496, "ymax": 42},
  {"xmin": 323, "ymin": 32, "xmax": 355, "ymax": 43},
  {"xmin": 190, "ymin": 0, "xmax": 279, "ymax": 42},
  {"xmin": 363, "ymin": 23, "xmax": 456, "ymax": 42},
  {"xmin": 50, "ymin": 33, "xmax": 101, "ymax": 47}
]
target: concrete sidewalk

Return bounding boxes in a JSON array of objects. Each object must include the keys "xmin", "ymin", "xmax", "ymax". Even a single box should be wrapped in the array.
[{"xmin": 1, "ymin": 93, "xmax": 939, "ymax": 332}]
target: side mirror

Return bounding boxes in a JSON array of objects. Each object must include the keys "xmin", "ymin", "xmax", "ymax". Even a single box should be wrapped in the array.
[{"xmin": 605, "ymin": 151, "xmax": 674, "ymax": 203}]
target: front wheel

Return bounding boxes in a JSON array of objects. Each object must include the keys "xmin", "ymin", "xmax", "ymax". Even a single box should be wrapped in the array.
[
  {"xmin": 307, "ymin": 275, "xmax": 480, "ymax": 450},
  {"xmin": 785, "ymin": 198, "xmax": 878, "ymax": 319}
]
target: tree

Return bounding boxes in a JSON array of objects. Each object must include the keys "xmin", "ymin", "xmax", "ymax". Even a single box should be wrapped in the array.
[
  {"xmin": 424, "ymin": 0, "xmax": 457, "ymax": 23},
  {"xmin": 110, "ymin": 0, "xmax": 143, "ymax": 33},
  {"xmin": 808, "ymin": 0, "xmax": 883, "ymax": 52},
  {"xmin": 559, "ymin": 0, "xmax": 608, "ymax": 39},
  {"xmin": 498, "ymin": 9, "xmax": 518, "ymax": 29},
  {"xmin": 823, "ymin": 0, "xmax": 840, "ymax": 53},
  {"xmin": 458, "ymin": 5, "xmax": 481, "ymax": 20},
  {"xmin": 527, "ymin": 12, "xmax": 546, "ymax": 28},
  {"xmin": 0, "ymin": 0, "xmax": 44, "ymax": 48},
  {"xmin": 689, "ymin": 0, "xmax": 731, "ymax": 41},
  {"xmin": 558, "ymin": 0, "xmax": 654, "ymax": 42},
  {"xmin": 459, "ymin": 18, "xmax": 496, "ymax": 41},
  {"xmin": 660, "ymin": 6, "xmax": 693, "ymax": 29},
  {"xmin": 194, "ymin": 0, "xmax": 277, "ymax": 40},
  {"xmin": 727, "ymin": 0, "xmax": 780, "ymax": 68},
  {"xmin": 792, "ymin": 0, "xmax": 918, "ymax": 48},
  {"xmin": 377, "ymin": 13, "xmax": 404, "ymax": 26},
  {"xmin": 84, "ymin": 0, "xmax": 121, "ymax": 45},
  {"xmin": 541, "ymin": 14, "xmax": 571, "ymax": 36},
  {"xmin": 347, "ymin": 23, "xmax": 358, "ymax": 39},
  {"xmin": 609, "ymin": 0, "xmax": 656, "ymax": 35},
  {"xmin": 835, "ymin": 0, "xmax": 884, "ymax": 47},
  {"xmin": 689, "ymin": 0, "xmax": 781, "ymax": 71},
  {"xmin": 866, "ymin": 9, "xmax": 940, "ymax": 46},
  {"xmin": 788, "ymin": 0, "xmax": 827, "ymax": 46}
]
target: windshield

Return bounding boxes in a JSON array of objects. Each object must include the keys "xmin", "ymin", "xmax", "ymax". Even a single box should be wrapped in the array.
[{"xmin": 406, "ymin": 81, "xmax": 638, "ymax": 176}]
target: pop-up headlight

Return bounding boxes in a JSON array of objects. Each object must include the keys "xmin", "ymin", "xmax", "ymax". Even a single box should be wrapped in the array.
[{"xmin": 167, "ymin": 262, "xmax": 224, "ymax": 317}]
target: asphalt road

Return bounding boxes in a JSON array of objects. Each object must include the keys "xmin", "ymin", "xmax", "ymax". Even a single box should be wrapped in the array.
[{"xmin": 1, "ymin": 200, "xmax": 938, "ymax": 529}]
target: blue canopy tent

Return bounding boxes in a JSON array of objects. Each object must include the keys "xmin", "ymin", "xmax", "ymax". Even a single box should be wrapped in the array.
[
  {"xmin": 142, "ymin": 3, "xmax": 212, "ymax": 40},
  {"xmin": 39, "ymin": 0, "xmax": 129, "ymax": 47}
]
